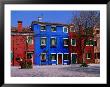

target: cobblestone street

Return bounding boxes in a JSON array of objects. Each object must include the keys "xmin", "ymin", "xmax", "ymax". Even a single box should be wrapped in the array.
[{"xmin": 11, "ymin": 64, "xmax": 100, "ymax": 77}]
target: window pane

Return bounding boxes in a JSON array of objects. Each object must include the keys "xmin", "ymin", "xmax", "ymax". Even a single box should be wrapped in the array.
[
  {"xmin": 63, "ymin": 54, "xmax": 69, "ymax": 60},
  {"xmin": 51, "ymin": 38, "xmax": 56, "ymax": 46},
  {"xmin": 64, "ymin": 28, "xmax": 67, "ymax": 32},
  {"xmin": 27, "ymin": 36, "xmax": 32, "ymax": 44},
  {"xmin": 64, "ymin": 39, "xmax": 68, "ymax": 46},
  {"xmin": 41, "ymin": 26, "xmax": 46, "ymax": 31},
  {"xmin": 72, "ymin": 39, "xmax": 76, "ymax": 45},
  {"xmin": 86, "ymin": 53, "xmax": 91, "ymax": 59},
  {"xmin": 51, "ymin": 54, "xmax": 56, "ymax": 60},
  {"xmin": 27, "ymin": 53, "xmax": 33, "ymax": 59},
  {"xmin": 41, "ymin": 53, "xmax": 46, "ymax": 61},
  {"xmin": 51, "ymin": 27, "xmax": 56, "ymax": 32},
  {"xmin": 41, "ymin": 38, "xmax": 46, "ymax": 45}
]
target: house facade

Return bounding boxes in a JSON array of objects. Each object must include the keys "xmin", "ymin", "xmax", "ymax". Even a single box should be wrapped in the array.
[
  {"xmin": 31, "ymin": 21, "xmax": 70, "ymax": 65},
  {"xmin": 11, "ymin": 21, "xmax": 34, "ymax": 66},
  {"xmin": 68, "ymin": 24, "xmax": 95, "ymax": 64},
  {"xmin": 93, "ymin": 26, "xmax": 100, "ymax": 64}
]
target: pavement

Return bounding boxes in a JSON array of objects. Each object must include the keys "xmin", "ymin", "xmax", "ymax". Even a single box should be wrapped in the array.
[{"xmin": 11, "ymin": 64, "xmax": 100, "ymax": 77}]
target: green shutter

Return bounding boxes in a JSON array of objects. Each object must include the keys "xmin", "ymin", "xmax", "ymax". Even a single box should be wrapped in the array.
[
  {"xmin": 11, "ymin": 52, "xmax": 13, "ymax": 61},
  {"xmin": 72, "ymin": 39, "xmax": 76, "ymax": 45}
]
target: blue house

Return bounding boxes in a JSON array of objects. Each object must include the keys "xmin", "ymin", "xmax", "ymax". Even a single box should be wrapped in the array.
[{"xmin": 31, "ymin": 21, "xmax": 70, "ymax": 65}]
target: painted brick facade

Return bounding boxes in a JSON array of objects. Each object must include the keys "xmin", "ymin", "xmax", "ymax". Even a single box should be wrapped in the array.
[{"xmin": 11, "ymin": 21, "xmax": 34, "ymax": 66}]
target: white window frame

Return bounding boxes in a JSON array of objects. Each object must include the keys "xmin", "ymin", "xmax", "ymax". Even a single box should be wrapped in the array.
[
  {"xmin": 50, "ymin": 37, "xmax": 56, "ymax": 46},
  {"xmin": 63, "ymin": 26, "xmax": 68, "ymax": 33},
  {"xmin": 41, "ymin": 37, "xmax": 47, "ymax": 46},
  {"xmin": 51, "ymin": 26, "xmax": 56, "ymax": 32},
  {"xmin": 57, "ymin": 53, "xmax": 63, "ymax": 65},
  {"xmin": 51, "ymin": 53, "xmax": 57, "ymax": 61},
  {"xmin": 63, "ymin": 38, "xmax": 69, "ymax": 46},
  {"xmin": 71, "ymin": 53, "xmax": 77, "ymax": 64},
  {"xmin": 86, "ymin": 53, "xmax": 91, "ymax": 59},
  {"xmin": 70, "ymin": 27, "xmax": 75, "ymax": 32},
  {"xmin": 27, "ymin": 36, "xmax": 33, "ymax": 44},
  {"xmin": 63, "ymin": 53, "xmax": 69, "ymax": 60},
  {"xmin": 26, "ymin": 52, "xmax": 33, "ymax": 64},
  {"xmin": 71, "ymin": 39, "xmax": 76, "ymax": 46},
  {"xmin": 40, "ymin": 25, "xmax": 46, "ymax": 31}
]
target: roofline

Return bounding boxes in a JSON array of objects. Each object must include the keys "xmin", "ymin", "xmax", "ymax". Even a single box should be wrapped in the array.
[{"xmin": 31, "ymin": 21, "xmax": 69, "ymax": 26}]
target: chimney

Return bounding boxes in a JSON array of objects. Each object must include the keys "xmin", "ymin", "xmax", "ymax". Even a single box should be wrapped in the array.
[{"xmin": 18, "ymin": 21, "xmax": 22, "ymax": 32}]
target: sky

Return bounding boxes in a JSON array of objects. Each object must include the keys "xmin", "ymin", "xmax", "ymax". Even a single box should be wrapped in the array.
[{"xmin": 11, "ymin": 11, "xmax": 80, "ymax": 27}]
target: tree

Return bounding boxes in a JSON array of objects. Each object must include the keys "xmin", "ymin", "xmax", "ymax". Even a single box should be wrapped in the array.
[
  {"xmin": 72, "ymin": 11, "xmax": 100, "ymax": 29},
  {"xmin": 71, "ymin": 11, "xmax": 99, "ymax": 64}
]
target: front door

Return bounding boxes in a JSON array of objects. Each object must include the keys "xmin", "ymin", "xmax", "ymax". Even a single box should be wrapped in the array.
[
  {"xmin": 71, "ymin": 54, "xmax": 77, "ymax": 64},
  {"xmin": 58, "ymin": 54, "xmax": 62, "ymax": 64}
]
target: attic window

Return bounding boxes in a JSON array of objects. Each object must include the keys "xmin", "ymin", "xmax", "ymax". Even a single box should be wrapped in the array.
[{"xmin": 41, "ymin": 25, "xmax": 46, "ymax": 31}]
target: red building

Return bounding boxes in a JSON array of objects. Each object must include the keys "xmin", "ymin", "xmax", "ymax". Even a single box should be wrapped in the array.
[
  {"xmin": 68, "ymin": 24, "xmax": 95, "ymax": 64},
  {"xmin": 11, "ymin": 21, "xmax": 34, "ymax": 66},
  {"xmin": 68, "ymin": 24, "xmax": 82, "ymax": 64}
]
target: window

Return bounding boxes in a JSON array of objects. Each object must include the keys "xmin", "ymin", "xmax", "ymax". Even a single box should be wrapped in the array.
[
  {"xmin": 63, "ymin": 27, "xmax": 68, "ymax": 33},
  {"xmin": 27, "ymin": 52, "xmax": 33, "ymax": 59},
  {"xmin": 85, "ymin": 40, "xmax": 94, "ymax": 46},
  {"xmin": 63, "ymin": 54, "xmax": 69, "ymax": 60},
  {"xmin": 70, "ymin": 27, "xmax": 75, "ymax": 32},
  {"xmin": 51, "ymin": 26, "xmax": 56, "ymax": 32},
  {"xmin": 71, "ymin": 39, "xmax": 76, "ymax": 46},
  {"xmin": 94, "ymin": 40, "xmax": 97, "ymax": 46},
  {"xmin": 41, "ymin": 25, "xmax": 46, "ymax": 31},
  {"xmin": 50, "ymin": 54, "xmax": 57, "ymax": 60},
  {"xmin": 27, "ymin": 36, "xmax": 33, "ymax": 44},
  {"xmin": 63, "ymin": 38, "xmax": 69, "ymax": 46},
  {"xmin": 86, "ymin": 53, "xmax": 91, "ymax": 59},
  {"xmin": 50, "ymin": 37, "xmax": 56, "ymax": 47},
  {"xmin": 41, "ymin": 53, "xmax": 46, "ymax": 61},
  {"xmin": 96, "ymin": 30, "xmax": 99, "ymax": 34},
  {"xmin": 40, "ymin": 37, "xmax": 46, "ymax": 46}
]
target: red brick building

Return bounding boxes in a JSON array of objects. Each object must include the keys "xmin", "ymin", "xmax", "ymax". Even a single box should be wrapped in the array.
[
  {"xmin": 68, "ymin": 24, "xmax": 95, "ymax": 64},
  {"xmin": 11, "ymin": 21, "xmax": 34, "ymax": 66}
]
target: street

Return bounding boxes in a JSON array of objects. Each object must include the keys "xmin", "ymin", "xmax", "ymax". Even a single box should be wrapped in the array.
[{"xmin": 11, "ymin": 64, "xmax": 100, "ymax": 77}]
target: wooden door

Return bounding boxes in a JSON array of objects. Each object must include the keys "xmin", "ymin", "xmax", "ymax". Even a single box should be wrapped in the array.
[{"xmin": 58, "ymin": 54, "xmax": 62, "ymax": 64}]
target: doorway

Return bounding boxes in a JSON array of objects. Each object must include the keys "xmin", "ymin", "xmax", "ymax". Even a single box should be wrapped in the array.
[{"xmin": 57, "ymin": 53, "xmax": 63, "ymax": 64}]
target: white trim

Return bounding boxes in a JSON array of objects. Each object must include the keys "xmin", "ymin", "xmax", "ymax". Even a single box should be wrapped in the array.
[
  {"xmin": 57, "ymin": 53, "xmax": 63, "ymax": 65},
  {"xmin": 86, "ymin": 53, "xmax": 91, "ymax": 59},
  {"xmin": 64, "ymin": 53, "xmax": 69, "ymax": 54},
  {"xmin": 26, "ymin": 36, "xmax": 33, "ymax": 44},
  {"xmin": 51, "ymin": 26, "xmax": 56, "ymax": 32},
  {"xmin": 51, "ymin": 37, "xmax": 56, "ymax": 38},
  {"xmin": 71, "ymin": 39, "xmax": 76, "ymax": 46},
  {"xmin": 51, "ymin": 60, "xmax": 57, "ymax": 61},
  {"xmin": 41, "ymin": 37, "xmax": 47, "ymax": 38},
  {"xmin": 63, "ymin": 26, "xmax": 68, "ymax": 33},
  {"xmin": 40, "ymin": 25, "xmax": 46, "ymax": 31},
  {"xmin": 63, "ymin": 38, "xmax": 69, "ymax": 46},
  {"xmin": 51, "ymin": 53, "xmax": 56, "ymax": 54}
]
